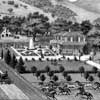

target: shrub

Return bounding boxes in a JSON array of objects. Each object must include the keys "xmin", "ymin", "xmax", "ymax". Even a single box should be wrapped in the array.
[
  {"xmin": 23, "ymin": 5, "xmax": 27, "ymax": 9},
  {"xmin": 8, "ymin": 8, "xmax": 13, "ymax": 13},
  {"xmin": 59, "ymin": 65, "xmax": 65, "ymax": 73},
  {"xmin": 32, "ymin": 58, "xmax": 35, "ymax": 61},
  {"xmin": 39, "ymin": 58, "xmax": 42, "ymax": 61},
  {"xmin": 46, "ymin": 58, "xmax": 49, "ymax": 61},
  {"xmin": 14, "ymin": 4, "xmax": 19, "ymax": 8},
  {"xmin": 2, "ymin": 1, "xmax": 6, "ymax": 4},
  {"xmin": 25, "ymin": 58, "xmax": 28, "ymax": 61},
  {"xmin": 8, "ymin": 1, "xmax": 14, "ymax": 5}
]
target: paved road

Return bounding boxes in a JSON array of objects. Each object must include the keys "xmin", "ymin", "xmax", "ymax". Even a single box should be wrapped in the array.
[{"xmin": 0, "ymin": 60, "xmax": 49, "ymax": 100}]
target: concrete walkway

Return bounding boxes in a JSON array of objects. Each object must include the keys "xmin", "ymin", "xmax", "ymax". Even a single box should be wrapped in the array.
[{"xmin": 86, "ymin": 60, "xmax": 100, "ymax": 69}]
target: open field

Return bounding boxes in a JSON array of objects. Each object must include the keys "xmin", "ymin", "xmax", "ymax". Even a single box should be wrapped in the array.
[
  {"xmin": 22, "ymin": 72, "xmax": 100, "ymax": 100},
  {"xmin": 22, "ymin": 73, "xmax": 100, "ymax": 85},
  {"xmin": 25, "ymin": 60, "xmax": 95, "ymax": 71},
  {"xmin": 0, "ymin": 87, "xmax": 9, "ymax": 100},
  {"xmin": 0, "ymin": 84, "xmax": 29, "ymax": 100},
  {"xmin": 56, "ymin": 90, "xmax": 100, "ymax": 100}
]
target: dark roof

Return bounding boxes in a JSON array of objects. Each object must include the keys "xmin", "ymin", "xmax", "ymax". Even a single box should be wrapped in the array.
[
  {"xmin": 55, "ymin": 31, "xmax": 84, "ymax": 37},
  {"xmin": 88, "ymin": 27, "xmax": 100, "ymax": 36}
]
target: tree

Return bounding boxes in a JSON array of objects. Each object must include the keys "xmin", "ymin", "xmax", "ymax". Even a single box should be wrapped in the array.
[
  {"xmin": 45, "ymin": 65, "xmax": 50, "ymax": 73},
  {"xmin": 79, "ymin": 66, "xmax": 85, "ymax": 76},
  {"xmin": 35, "ymin": 71, "xmax": 41, "ymax": 79},
  {"xmin": 62, "ymin": 71, "xmax": 68, "ymax": 79},
  {"xmin": 81, "ymin": 20, "xmax": 92, "ymax": 36},
  {"xmin": 10, "ymin": 54, "xmax": 17, "ymax": 69},
  {"xmin": 92, "ymin": 67, "xmax": 98, "ymax": 75},
  {"xmin": 97, "ymin": 71, "xmax": 100, "ymax": 80},
  {"xmin": 47, "ymin": 71, "xmax": 54, "ymax": 79},
  {"xmin": 31, "ymin": 66, "xmax": 37, "ymax": 75},
  {"xmin": 59, "ymin": 65, "xmax": 65, "ymax": 73},
  {"xmin": 15, "ymin": 57, "xmax": 25, "ymax": 73},
  {"xmin": 1, "ymin": 49, "xmax": 3, "ymax": 59},
  {"xmin": 40, "ymin": 74, "xmax": 46, "ymax": 84},
  {"xmin": 52, "ymin": 75, "xmax": 58, "ymax": 82},
  {"xmin": 83, "ymin": 43, "xmax": 91, "ymax": 54},
  {"xmin": 88, "ymin": 75, "xmax": 94, "ymax": 83},
  {"xmin": 4, "ymin": 49, "xmax": 11, "ymax": 65},
  {"xmin": 66, "ymin": 75, "xmax": 72, "ymax": 82},
  {"xmin": 84, "ymin": 72, "xmax": 89, "ymax": 81}
]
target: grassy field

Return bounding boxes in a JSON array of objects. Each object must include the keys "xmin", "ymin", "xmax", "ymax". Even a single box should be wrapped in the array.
[
  {"xmin": 25, "ymin": 60, "xmax": 94, "ymax": 71},
  {"xmin": 1, "ymin": 47, "xmax": 100, "ymax": 100},
  {"xmin": 22, "ymin": 72, "xmax": 100, "ymax": 100}
]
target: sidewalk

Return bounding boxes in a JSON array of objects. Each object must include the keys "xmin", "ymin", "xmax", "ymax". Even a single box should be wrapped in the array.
[{"xmin": 86, "ymin": 60, "xmax": 100, "ymax": 69}]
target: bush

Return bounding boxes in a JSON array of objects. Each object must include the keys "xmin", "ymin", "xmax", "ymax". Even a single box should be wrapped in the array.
[
  {"xmin": 2, "ymin": 1, "xmax": 6, "ymax": 4},
  {"xmin": 46, "ymin": 58, "xmax": 49, "ymax": 61},
  {"xmin": 23, "ymin": 5, "xmax": 27, "ymax": 9},
  {"xmin": 39, "ymin": 58, "xmax": 42, "ymax": 61},
  {"xmin": 8, "ymin": 8, "xmax": 13, "ymax": 13},
  {"xmin": 32, "ymin": 58, "xmax": 35, "ymax": 61},
  {"xmin": 8, "ymin": 1, "xmax": 14, "ymax": 5},
  {"xmin": 25, "ymin": 58, "xmax": 28, "ymax": 61},
  {"xmin": 14, "ymin": 4, "xmax": 19, "ymax": 8}
]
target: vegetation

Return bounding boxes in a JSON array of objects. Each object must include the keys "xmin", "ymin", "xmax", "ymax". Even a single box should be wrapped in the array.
[
  {"xmin": 97, "ymin": 71, "xmax": 100, "ymax": 80},
  {"xmin": 4, "ymin": 49, "xmax": 11, "ymax": 65},
  {"xmin": 1, "ymin": 49, "xmax": 3, "ymax": 59},
  {"xmin": 47, "ymin": 71, "xmax": 54, "ymax": 79},
  {"xmin": 31, "ymin": 66, "xmax": 37, "ymax": 75},
  {"xmin": 45, "ymin": 65, "xmax": 51, "ymax": 73},
  {"xmin": 35, "ymin": 71, "xmax": 41, "ymax": 79},
  {"xmin": 59, "ymin": 65, "xmax": 65, "ymax": 73},
  {"xmin": 15, "ymin": 57, "xmax": 26, "ymax": 73},
  {"xmin": 88, "ymin": 75, "xmax": 94, "ymax": 82},
  {"xmin": 62, "ymin": 71, "xmax": 68, "ymax": 79},
  {"xmin": 79, "ymin": 66, "xmax": 85, "ymax": 76},
  {"xmin": 92, "ymin": 67, "xmax": 98, "ymax": 75},
  {"xmin": 52, "ymin": 75, "xmax": 58, "ymax": 82},
  {"xmin": 40, "ymin": 74, "xmax": 46, "ymax": 84},
  {"xmin": 10, "ymin": 54, "xmax": 17, "ymax": 69},
  {"xmin": 84, "ymin": 71, "xmax": 90, "ymax": 81},
  {"xmin": 66, "ymin": 75, "xmax": 72, "ymax": 82},
  {"xmin": 8, "ymin": 0, "xmax": 14, "ymax": 5}
]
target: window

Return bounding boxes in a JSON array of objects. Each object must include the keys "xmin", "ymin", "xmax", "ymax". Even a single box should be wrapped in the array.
[
  {"xmin": 6, "ymin": 34, "xmax": 8, "ymax": 37},
  {"xmin": 67, "ymin": 37, "xmax": 70, "ymax": 41},
  {"xmin": 2, "ymin": 35, "xmax": 4, "ymax": 37}
]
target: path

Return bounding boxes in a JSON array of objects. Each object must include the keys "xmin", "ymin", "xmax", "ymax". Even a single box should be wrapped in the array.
[{"xmin": 0, "ymin": 60, "xmax": 49, "ymax": 100}]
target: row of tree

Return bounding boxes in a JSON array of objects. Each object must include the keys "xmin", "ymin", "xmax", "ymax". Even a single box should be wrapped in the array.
[
  {"xmin": 31, "ymin": 65, "xmax": 100, "ymax": 84},
  {"xmin": 0, "ymin": 12, "xmax": 95, "ymax": 41},
  {"xmin": 2, "ymin": 49, "xmax": 26, "ymax": 73}
]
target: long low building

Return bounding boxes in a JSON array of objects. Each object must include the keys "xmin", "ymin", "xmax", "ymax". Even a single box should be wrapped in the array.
[
  {"xmin": 0, "ymin": 27, "xmax": 31, "ymax": 48},
  {"xmin": 50, "ymin": 31, "xmax": 86, "ymax": 55}
]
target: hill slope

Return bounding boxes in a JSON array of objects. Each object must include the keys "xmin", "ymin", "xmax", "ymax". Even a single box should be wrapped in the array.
[
  {"xmin": 0, "ymin": 0, "xmax": 55, "ymax": 22},
  {"xmin": 55, "ymin": 0, "xmax": 100, "ymax": 22}
]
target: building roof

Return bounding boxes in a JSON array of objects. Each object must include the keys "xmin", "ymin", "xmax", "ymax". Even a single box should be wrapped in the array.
[
  {"xmin": 1, "ymin": 28, "xmax": 12, "ymax": 35},
  {"xmin": 50, "ymin": 40, "xmax": 86, "ymax": 45},
  {"xmin": 0, "ymin": 38, "xmax": 30, "ymax": 43},
  {"xmin": 88, "ymin": 27, "xmax": 100, "ymax": 36},
  {"xmin": 55, "ymin": 31, "xmax": 84, "ymax": 37}
]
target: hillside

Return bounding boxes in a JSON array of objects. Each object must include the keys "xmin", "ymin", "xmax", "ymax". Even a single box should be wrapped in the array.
[
  {"xmin": 55, "ymin": 0, "xmax": 100, "ymax": 23},
  {"xmin": 19, "ymin": 0, "xmax": 77, "ymax": 22},
  {"xmin": 0, "ymin": 0, "xmax": 55, "ymax": 22},
  {"xmin": 1, "ymin": 0, "xmax": 100, "ymax": 23}
]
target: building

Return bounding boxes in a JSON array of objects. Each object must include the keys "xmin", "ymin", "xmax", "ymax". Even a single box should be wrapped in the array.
[
  {"xmin": 50, "ymin": 31, "xmax": 86, "ymax": 55},
  {"xmin": 0, "ymin": 28, "xmax": 31, "ymax": 48}
]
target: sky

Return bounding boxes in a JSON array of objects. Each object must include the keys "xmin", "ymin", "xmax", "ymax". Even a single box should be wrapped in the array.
[{"xmin": 68, "ymin": 0, "xmax": 78, "ymax": 2}]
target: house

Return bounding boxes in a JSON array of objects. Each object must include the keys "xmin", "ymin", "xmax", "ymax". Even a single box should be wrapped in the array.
[
  {"xmin": 0, "ymin": 27, "xmax": 31, "ymax": 48},
  {"xmin": 50, "ymin": 31, "xmax": 86, "ymax": 55}
]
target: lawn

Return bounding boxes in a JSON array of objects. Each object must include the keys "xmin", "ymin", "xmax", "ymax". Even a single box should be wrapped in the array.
[
  {"xmin": 22, "ymin": 73, "xmax": 100, "ymax": 100},
  {"xmin": 25, "ymin": 60, "xmax": 94, "ymax": 71}
]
